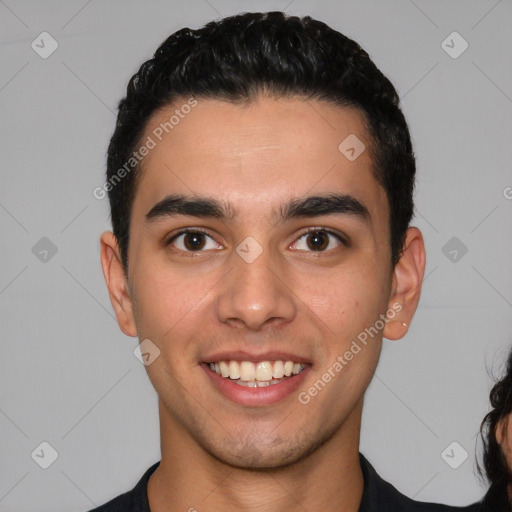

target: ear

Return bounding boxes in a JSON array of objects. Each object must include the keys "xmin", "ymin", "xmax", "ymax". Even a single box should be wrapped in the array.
[
  {"xmin": 100, "ymin": 231, "xmax": 137, "ymax": 337},
  {"xmin": 383, "ymin": 227, "xmax": 426, "ymax": 340}
]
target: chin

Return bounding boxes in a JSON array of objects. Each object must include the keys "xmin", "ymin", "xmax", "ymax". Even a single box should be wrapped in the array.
[
  {"xmin": 202, "ymin": 428, "xmax": 327, "ymax": 471},
  {"xmin": 211, "ymin": 446, "xmax": 305, "ymax": 470}
]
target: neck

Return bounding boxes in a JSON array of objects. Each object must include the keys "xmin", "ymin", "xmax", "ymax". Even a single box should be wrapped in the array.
[{"xmin": 147, "ymin": 401, "xmax": 364, "ymax": 512}]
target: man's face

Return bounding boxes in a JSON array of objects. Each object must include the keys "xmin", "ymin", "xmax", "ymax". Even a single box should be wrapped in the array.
[{"xmin": 119, "ymin": 96, "xmax": 398, "ymax": 468}]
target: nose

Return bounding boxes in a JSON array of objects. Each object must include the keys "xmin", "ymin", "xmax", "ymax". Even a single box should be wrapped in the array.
[{"xmin": 215, "ymin": 244, "xmax": 297, "ymax": 331}]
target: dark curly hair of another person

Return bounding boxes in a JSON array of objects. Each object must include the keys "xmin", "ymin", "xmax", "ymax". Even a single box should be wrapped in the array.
[{"xmin": 479, "ymin": 348, "xmax": 512, "ymax": 511}]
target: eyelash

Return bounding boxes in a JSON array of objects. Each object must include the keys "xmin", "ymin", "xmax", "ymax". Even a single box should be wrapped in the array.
[{"xmin": 165, "ymin": 227, "xmax": 348, "ymax": 255}]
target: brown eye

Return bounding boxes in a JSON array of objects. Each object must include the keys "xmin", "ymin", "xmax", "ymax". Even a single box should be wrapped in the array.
[
  {"xmin": 167, "ymin": 230, "xmax": 222, "ymax": 252},
  {"xmin": 291, "ymin": 229, "xmax": 345, "ymax": 252},
  {"xmin": 183, "ymin": 232, "xmax": 206, "ymax": 250},
  {"xmin": 305, "ymin": 231, "xmax": 329, "ymax": 251}
]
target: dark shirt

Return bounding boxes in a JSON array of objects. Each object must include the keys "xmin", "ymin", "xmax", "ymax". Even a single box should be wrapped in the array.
[
  {"xmin": 88, "ymin": 454, "xmax": 482, "ymax": 511},
  {"xmin": 478, "ymin": 482, "xmax": 510, "ymax": 512}
]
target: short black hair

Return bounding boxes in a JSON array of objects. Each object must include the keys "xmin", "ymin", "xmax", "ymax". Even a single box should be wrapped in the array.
[
  {"xmin": 106, "ymin": 11, "xmax": 416, "ymax": 272},
  {"xmin": 478, "ymin": 348, "xmax": 512, "ymax": 510}
]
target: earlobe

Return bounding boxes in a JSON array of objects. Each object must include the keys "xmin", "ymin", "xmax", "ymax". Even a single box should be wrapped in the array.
[
  {"xmin": 383, "ymin": 227, "xmax": 426, "ymax": 341},
  {"xmin": 383, "ymin": 319, "xmax": 408, "ymax": 340},
  {"xmin": 100, "ymin": 231, "xmax": 138, "ymax": 337}
]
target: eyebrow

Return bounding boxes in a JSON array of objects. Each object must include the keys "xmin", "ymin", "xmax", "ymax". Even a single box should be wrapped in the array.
[{"xmin": 144, "ymin": 193, "xmax": 370, "ymax": 225}]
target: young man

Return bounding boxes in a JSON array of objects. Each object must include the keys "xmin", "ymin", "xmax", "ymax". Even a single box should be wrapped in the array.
[{"xmin": 93, "ymin": 11, "xmax": 481, "ymax": 511}]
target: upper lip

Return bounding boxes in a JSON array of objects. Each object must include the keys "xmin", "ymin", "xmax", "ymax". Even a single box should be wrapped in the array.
[{"xmin": 202, "ymin": 350, "xmax": 311, "ymax": 364}]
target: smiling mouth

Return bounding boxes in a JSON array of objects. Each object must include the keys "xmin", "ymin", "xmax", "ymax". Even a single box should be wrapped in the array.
[{"xmin": 206, "ymin": 360, "xmax": 306, "ymax": 387}]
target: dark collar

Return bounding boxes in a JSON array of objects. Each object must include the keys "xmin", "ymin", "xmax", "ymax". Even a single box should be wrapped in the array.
[
  {"xmin": 89, "ymin": 453, "xmax": 481, "ymax": 511},
  {"xmin": 358, "ymin": 453, "xmax": 481, "ymax": 511}
]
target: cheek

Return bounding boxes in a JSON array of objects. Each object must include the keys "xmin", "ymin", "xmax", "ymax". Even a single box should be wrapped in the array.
[
  {"xmin": 301, "ymin": 264, "xmax": 388, "ymax": 335},
  {"xmin": 131, "ymin": 265, "xmax": 211, "ymax": 339}
]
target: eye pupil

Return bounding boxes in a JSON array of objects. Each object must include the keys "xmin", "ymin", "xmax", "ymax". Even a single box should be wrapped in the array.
[
  {"xmin": 184, "ymin": 233, "xmax": 205, "ymax": 250},
  {"xmin": 307, "ymin": 231, "xmax": 329, "ymax": 251}
]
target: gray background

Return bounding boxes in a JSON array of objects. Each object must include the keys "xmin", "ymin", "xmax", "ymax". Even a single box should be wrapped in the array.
[{"xmin": 1, "ymin": 0, "xmax": 511, "ymax": 510}]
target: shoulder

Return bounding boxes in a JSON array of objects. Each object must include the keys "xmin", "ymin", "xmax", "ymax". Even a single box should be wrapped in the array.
[
  {"xmin": 359, "ymin": 453, "xmax": 482, "ymax": 512},
  {"xmin": 86, "ymin": 461, "xmax": 160, "ymax": 512}
]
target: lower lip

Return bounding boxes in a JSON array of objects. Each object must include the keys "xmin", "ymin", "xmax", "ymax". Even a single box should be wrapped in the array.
[{"xmin": 201, "ymin": 364, "xmax": 310, "ymax": 406}]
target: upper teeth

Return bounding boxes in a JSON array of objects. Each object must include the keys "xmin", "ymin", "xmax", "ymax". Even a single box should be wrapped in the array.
[{"xmin": 208, "ymin": 360, "xmax": 305, "ymax": 381}]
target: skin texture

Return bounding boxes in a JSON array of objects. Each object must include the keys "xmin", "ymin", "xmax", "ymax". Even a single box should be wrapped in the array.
[
  {"xmin": 496, "ymin": 417, "xmax": 512, "ymax": 499},
  {"xmin": 100, "ymin": 96, "xmax": 426, "ymax": 512},
  {"xmin": 497, "ymin": 417, "xmax": 512, "ymax": 460}
]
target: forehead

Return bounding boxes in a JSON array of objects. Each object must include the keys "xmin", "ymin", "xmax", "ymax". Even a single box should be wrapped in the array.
[{"xmin": 133, "ymin": 96, "xmax": 387, "ymax": 225}]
